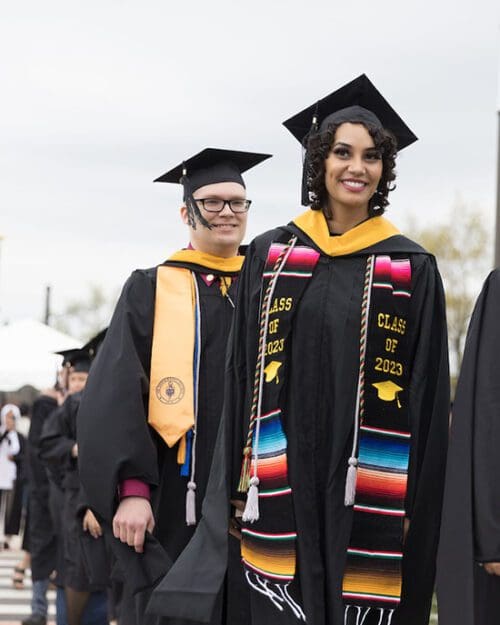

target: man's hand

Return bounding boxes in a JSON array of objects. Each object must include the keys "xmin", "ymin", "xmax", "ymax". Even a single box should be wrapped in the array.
[
  {"xmin": 112, "ymin": 497, "xmax": 155, "ymax": 554},
  {"xmin": 82, "ymin": 509, "xmax": 102, "ymax": 539},
  {"xmin": 484, "ymin": 562, "xmax": 500, "ymax": 576}
]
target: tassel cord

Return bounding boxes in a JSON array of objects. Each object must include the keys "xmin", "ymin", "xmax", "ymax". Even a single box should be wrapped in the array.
[
  {"xmin": 186, "ymin": 273, "xmax": 201, "ymax": 525},
  {"xmin": 345, "ymin": 255, "xmax": 375, "ymax": 506},
  {"xmin": 252, "ymin": 237, "xmax": 298, "ymax": 478}
]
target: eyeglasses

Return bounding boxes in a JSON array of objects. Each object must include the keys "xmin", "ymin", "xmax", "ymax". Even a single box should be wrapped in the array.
[{"xmin": 194, "ymin": 198, "xmax": 252, "ymax": 213}]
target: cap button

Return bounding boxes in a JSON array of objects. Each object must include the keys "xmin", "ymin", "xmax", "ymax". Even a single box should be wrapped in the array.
[{"xmin": 206, "ymin": 273, "xmax": 215, "ymax": 283}]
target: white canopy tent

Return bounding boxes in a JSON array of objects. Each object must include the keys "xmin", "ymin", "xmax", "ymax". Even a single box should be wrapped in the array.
[{"xmin": 0, "ymin": 319, "xmax": 81, "ymax": 391}]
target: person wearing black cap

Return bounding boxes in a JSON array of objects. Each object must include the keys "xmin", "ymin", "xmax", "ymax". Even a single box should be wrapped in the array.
[
  {"xmin": 76, "ymin": 148, "xmax": 270, "ymax": 625},
  {"xmin": 40, "ymin": 333, "xmax": 109, "ymax": 625},
  {"xmin": 437, "ymin": 272, "xmax": 500, "ymax": 625},
  {"xmin": 150, "ymin": 76, "xmax": 449, "ymax": 625}
]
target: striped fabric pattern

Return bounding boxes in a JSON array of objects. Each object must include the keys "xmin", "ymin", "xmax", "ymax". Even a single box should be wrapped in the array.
[
  {"xmin": 263, "ymin": 243, "xmax": 320, "ymax": 279},
  {"xmin": 342, "ymin": 256, "xmax": 412, "ymax": 614},
  {"xmin": 241, "ymin": 410, "xmax": 297, "ymax": 576}
]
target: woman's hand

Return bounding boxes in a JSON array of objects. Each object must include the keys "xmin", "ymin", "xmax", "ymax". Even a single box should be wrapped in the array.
[{"xmin": 82, "ymin": 509, "xmax": 102, "ymax": 539}]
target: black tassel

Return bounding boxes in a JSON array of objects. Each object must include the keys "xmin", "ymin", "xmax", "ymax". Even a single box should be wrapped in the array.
[
  {"xmin": 180, "ymin": 174, "xmax": 212, "ymax": 230},
  {"xmin": 300, "ymin": 105, "xmax": 320, "ymax": 207},
  {"xmin": 301, "ymin": 148, "xmax": 311, "ymax": 207}
]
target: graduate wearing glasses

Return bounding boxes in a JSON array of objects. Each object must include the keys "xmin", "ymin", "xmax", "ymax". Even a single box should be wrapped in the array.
[{"xmin": 77, "ymin": 148, "xmax": 270, "ymax": 625}]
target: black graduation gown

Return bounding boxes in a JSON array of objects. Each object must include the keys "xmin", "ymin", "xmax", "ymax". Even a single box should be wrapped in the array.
[
  {"xmin": 40, "ymin": 392, "xmax": 108, "ymax": 592},
  {"xmin": 437, "ymin": 269, "xmax": 500, "ymax": 625},
  {"xmin": 77, "ymin": 260, "xmax": 248, "ymax": 625},
  {"xmin": 27, "ymin": 394, "xmax": 59, "ymax": 580},
  {"xmin": 151, "ymin": 220, "xmax": 450, "ymax": 625}
]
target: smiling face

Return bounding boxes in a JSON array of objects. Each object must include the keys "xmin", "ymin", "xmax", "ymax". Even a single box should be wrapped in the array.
[
  {"xmin": 181, "ymin": 181, "xmax": 248, "ymax": 258},
  {"xmin": 324, "ymin": 122, "xmax": 383, "ymax": 220}
]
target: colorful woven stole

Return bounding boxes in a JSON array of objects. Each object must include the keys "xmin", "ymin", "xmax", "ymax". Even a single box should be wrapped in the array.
[
  {"xmin": 239, "ymin": 243, "xmax": 413, "ymax": 624},
  {"xmin": 342, "ymin": 256, "xmax": 412, "ymax": 625},
  {"xmin": 239, "ymin": 238, "xmax": 320, "ymax": 621}
]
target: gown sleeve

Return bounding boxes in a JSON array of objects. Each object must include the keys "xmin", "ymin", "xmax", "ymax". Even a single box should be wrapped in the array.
[
  {"xmin": 78, "ymin": 269, "xmax": 159, "ymax": 523},
  {"xmin": 398, "ymin": 254, "xmax": 450, "ymax": 624},
  {"xmin": 436, "ymin": 269, "xmax": 500, "ymax": 625},
  {"xmin": 78, "ymin": 269, "xmax": 170, "ymax": 593},
  {"xmin": 469, "ymin": 270, "xmax": 500, "ymax": 562},
  {"xmin": 147, "ymin": 238, "xmax": 267, "ymax": 622},
  {"xmin": 39, "ymin": 399, "xmax": 75, "ymax": 473}
]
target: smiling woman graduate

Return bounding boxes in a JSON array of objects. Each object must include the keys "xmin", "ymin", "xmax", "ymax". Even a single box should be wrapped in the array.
[
  {"xmin": 77, "ymin": 148, "xmax": 270, "ymax": 625},
  {"xmin": 150, "ymin": 76, "xmax": 450, "ymax": 625}
]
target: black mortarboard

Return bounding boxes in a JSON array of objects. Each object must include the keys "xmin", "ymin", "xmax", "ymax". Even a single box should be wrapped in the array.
[
  {"xmin": 55, "ymin": 328, "xmax": 107, "ymax": 373},
  {"xmin": 55, "ymin": 348, "xmax": 91, "ymax": 373},
  {"xmin": 82, "ymin": 327, "xmax": 107, "ymax": 359},
  {"xmin": 153, "ymin": 148, "xmax": 271, "ymax": 228},
  {"xmin": 283, "ymin": 75, "xmax": 417, "ymax": 206},
  {"xmin": 283, "ymin": 74, "xmax": 418, "ymax": 151}
]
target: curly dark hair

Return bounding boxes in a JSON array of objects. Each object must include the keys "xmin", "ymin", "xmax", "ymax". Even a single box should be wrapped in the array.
[{"xmin": 305, "ymin": 121, "xmax": 398, "ymax": 217}]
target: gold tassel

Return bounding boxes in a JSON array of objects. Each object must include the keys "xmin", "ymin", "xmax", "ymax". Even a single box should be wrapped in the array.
[
  {"xmin": 238, "ymin": 446, "xmax": 252, "ymax": 492},
  {"xmin": 177, "ymin": 434, "xmax": 187, "ymax": 465}
]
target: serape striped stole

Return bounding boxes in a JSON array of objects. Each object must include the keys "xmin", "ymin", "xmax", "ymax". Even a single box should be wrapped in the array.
[
  {"xmin": 343, "ymin": 255, "xmax": 412, "ymax": 625},
  {"xmin": 239, "ymin": 242, "xmax": 413, "ymax": 624},
  {"xmin": 239, "ymin": 241, "xmax": 319, "ymax": 621}
]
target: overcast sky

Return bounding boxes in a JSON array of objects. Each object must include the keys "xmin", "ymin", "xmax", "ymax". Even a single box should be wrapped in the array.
[{"xmin": 1, "ymin": 0, "xmax": 499, "ymax": 332}]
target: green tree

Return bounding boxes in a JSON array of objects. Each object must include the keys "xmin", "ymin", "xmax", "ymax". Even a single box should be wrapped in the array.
[
  {"xmin": 53, "ymin": 284, "xmax": 118, "ymax": 341},
  {"xmin": 408, "ymin": 202, "xmax": 491, "ymax": 389}
]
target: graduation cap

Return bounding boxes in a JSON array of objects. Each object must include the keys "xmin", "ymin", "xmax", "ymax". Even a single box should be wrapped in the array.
[
  {"xmin": 282, "ymin": 74, "xmax": 418, "ymax": 205},
  {"xmin": 55, "ymin": 328, "xmax": 107, "ymax": 373},
  {"xmin": 283, "ymin": 74, "xmax": 417, "ymax": 150},
  {"xmin": 372, "ymin": 380, "xmax": 403, "ymax": 407},
  {"xmin": 264, "ymin": 360, "xmax": 283, "ymax": 384},
  {"xmin": 83, "ymin": 327, "xmax": 107, "ymax": 359},
  {"xmin": 55, "ymin": 347, "xmax": 91, "ymax": 373},
  {"xmin": 154, "ymin": 148, "xmax": 272, "ymax": 228}
]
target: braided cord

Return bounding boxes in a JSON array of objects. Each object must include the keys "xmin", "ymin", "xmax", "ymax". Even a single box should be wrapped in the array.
[
  {"xmin": 238, "ymin": 236, "xmax": 297, "ymax": 492},
  {"xmin": 357, "ymin": 255, "xmax": 375, "ymax": 425},
  {"xmin": 344, "ymin": 255, "xmax": 375, "ymax": 506}
]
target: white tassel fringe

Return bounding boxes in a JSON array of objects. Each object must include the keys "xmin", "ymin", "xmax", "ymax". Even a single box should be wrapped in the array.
[
  {"xmin": 186, "ymin": 481, "xmax": 197, "ymax": 526},
  {"xmin": 344, "ymin": 457, "xmax": 358, "ymax": 506},
  {"xmin": 242, "ymin": 476, "xmax": 260, "ymax": 522}
]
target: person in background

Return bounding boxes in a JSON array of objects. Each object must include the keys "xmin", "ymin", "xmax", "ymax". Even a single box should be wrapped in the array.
[
  {"xmin": 0, "ymin": 404, "xmax": 21, "ymax": 546},
  {"xmin": 21, "ymin": 385, "xmax": 59, "ymax": 625},
  {"xmin": 40, "ymin": 332, "xmax": 109, "ymax": 625},
  {"xmin": 437, "ymin": 270, "xmax": 500, "ymax": 625}
]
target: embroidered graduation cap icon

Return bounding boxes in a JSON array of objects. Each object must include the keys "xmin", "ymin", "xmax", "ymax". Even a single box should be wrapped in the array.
[
  {"xmin": 372, "ymin": 380, "xmax": 403, "ymax": 408},
  {"xmin": 264, "ymin": 360, "xmax": 282, "ymax": 384}
]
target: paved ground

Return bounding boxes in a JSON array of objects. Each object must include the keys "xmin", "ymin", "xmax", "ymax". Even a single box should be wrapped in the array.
[{"xmin": 0, "ymin": 548, "xmax": 56, "ymax": 624}]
